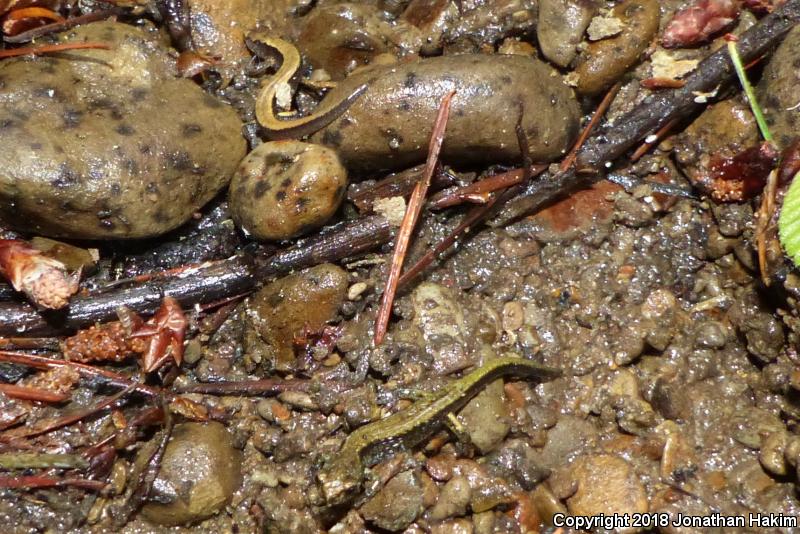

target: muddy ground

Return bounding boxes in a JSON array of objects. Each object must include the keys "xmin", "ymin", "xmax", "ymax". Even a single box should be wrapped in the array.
[{"xmin": 1, "ymin": 1, "xmax": 800, "ymax": 533}]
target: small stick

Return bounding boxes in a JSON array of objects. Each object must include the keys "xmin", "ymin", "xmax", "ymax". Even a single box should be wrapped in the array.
[
  {"xmin": 630, "ymin": 118, "xmax": 679, "ymax": 162},
  {"xmin": 640, "ymin": 78, "xmax": 687, "ymax": 89},
  {"xmin": 0, "ymin": 337, "xmax": 60, "ymax": 351},
  {"xmin": 560, "ymin": 82, "xmax": 622, "ymax": 172},
  {"xmin": 429, "ymin": 165, "xmax": 547, "ymax": 210},
  {"xmin": 0, "ymin": 452, "xmax": 87, "ymax": 470},
  {"xmin": 0, "ymin": 383, "xmax": 68, "ymax": 403},
  {"xmin": 0, "ymin": 350, "xmax": 158, "ymax": 397},
  {"xmin": 4, "ymin": 8, "xmax": 121, "ymax": 43},
  {"xmin": 2, "ymin": 384, "xmax": 135, "ymax": 440},
  {"xmin": 102, "ymin": 260, "xmax": 220, "ymax": 289},
  {"xmin": 112, "ymin": 412, "xmax": 173, "ymax": 527},
  {"xmin": 0, "ymin": 42, "xmax": 110, "ymax": 59},
  {"xmin": 0, "ymin": 475, "xmax": 107, "ymax": 491},
  {"xmin": 175, "ymin": 378, "xmax": 311, "ymax": 396},
  {"xmin": 373, "ymin": 91, "xmax": 455, "ymax": 346},
  {"xmin": 757, "ymin": 169, "xmax": 779, "ymax": 284}
]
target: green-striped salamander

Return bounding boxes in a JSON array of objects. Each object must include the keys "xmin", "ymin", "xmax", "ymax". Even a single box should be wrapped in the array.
[{"xmin": 317, "ymin": 355, "xmax": 562, "ymax": 505}]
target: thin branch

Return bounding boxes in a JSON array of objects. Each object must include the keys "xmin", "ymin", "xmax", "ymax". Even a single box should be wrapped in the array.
[
  {"xmin": 373, "ymin": 91, "xmax": 456, "ymax": 346},
  {"xmin": 0, "ymin": 475, "xmax": 107, "ymax": 491},
  {"xmin": 4, "ymin": 8, "xmax": 121, "ymax": 43},
  {"xmin": 0, "ymin": 42, "xmax": 110, "ymax": 59},
  {"xmin": 0, "ymin": 350, "xmax": 158, "ymax": 397},
  {"xmin": 2, "ymin": 383, "xmax": 135, "ymax": 440},
  {"xmin": 560, "ymin": 82, "xmax": 622, "ymax": 172},
  {"xmin": 175, "ymin": 378, "xmax": 311, "ymax": 396},
  {"xmin": 0, "ymin": 383, "xmax": 69, "ymax": 403}
]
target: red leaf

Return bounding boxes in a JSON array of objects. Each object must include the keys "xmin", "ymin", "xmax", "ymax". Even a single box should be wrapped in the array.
[
  {"xmin": 708, "ymin": 141, "xmax": 779, "ymax": 202},
  {"xmin": 662, "ymin": 0, "xmax": 740, "ymax": 48}
]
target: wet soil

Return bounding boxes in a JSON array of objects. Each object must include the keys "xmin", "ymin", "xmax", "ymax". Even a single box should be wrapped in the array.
[{"xmin": 1, "ymin": 1, "xmax": 800, "ymax": 533}]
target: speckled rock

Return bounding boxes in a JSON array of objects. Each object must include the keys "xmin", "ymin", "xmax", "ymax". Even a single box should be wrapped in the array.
[
  {"xmin": 758, "ymin": 25, "xmax": 800, "ymax": 147},
  {"xmin": 245, "ymin": 263, "xmax": 348, "ymax": 370},
  {"xmin": 141, "ymin": 422, "xmax": 242, "ymax": 526},
  {"xmin": 0, "ymin": 22, "xmax": 246, "ymax": 239},
  {"xmin": 229, "ymin": 141, "xmax": 348, "ymax": 241}
]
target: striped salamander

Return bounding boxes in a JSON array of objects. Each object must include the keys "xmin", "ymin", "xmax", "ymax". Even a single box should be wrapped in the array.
[{"xmin": 317, "ymin": 355, "xmax": 562, "ymax": 505}]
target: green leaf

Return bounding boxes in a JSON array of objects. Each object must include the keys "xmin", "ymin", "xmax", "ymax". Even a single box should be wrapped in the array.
[{"xmin": 778, "ymin": 171, "xmax": 800, "ymax": 267}]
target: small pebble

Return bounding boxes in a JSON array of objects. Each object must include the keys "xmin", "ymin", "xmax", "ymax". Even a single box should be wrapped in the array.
[
  {"xmin": 502, "ymin": 302, "xmax": 524, "ymax": 332},
  {"xmin": 759, "ymin": 431, "xmax": 789, "ymax": 476},
  {"xmin": 278, "ymin": 391, "xmax": 318, "ymax": 411},
  {"xmin": 348, "ymin": 282, "xmax": 368, "ymax": 301},
  {"xmin": 429, "ymin": 476, "xmax": 472, "ymax": 521}
]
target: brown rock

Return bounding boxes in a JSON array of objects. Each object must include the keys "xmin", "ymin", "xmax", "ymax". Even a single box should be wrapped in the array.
[
  {"xmin": 566, "ymin": 454, "xmax": 648, "ymax": 532},
  {"xmin": 246, "ymin": 263, "xmax": 348, "ymax": 370},
  {"xmin": 141, "ymin": 422, "xmax": 242, "ymax": 526},
  {"xmin": 538, "ymin": 0, "xmax": 598, "ymax": 67},
  {"xmin": 360, "ymin": 470, "xmax": 424, "ymax": 531},
  {"xmin": 574, "ymin": 0, "xmax": 660, "ymax": 95},
  {"xmin": 457, "ymin": 379, "xmax": 510, "ymax": 454},
  {"xmin": 673, "ymin": 98, "xmax": 760, "ymax": 196}
]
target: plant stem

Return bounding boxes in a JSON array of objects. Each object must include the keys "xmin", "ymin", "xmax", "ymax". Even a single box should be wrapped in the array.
[{"xmin": 727, "ymin": 40, "xmax": 773, "ymax": 142}]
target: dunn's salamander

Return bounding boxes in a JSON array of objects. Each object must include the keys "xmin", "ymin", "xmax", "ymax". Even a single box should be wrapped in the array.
[{"xmin": 317, "ymin": 355, "xmax": 562, "ymax": 505}]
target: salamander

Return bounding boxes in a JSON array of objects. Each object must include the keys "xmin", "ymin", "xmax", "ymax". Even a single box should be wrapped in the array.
[
  {"xmin": 317, "ymin": 355, "xmax": 562, "ymax": 505},
  {"xmin": 249, "ymin": 33, "xmax": 368, "ymax": 140}
]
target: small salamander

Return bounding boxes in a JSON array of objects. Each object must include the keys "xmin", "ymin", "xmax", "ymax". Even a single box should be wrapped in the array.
[
  {"xmin": 317, "ymin": 355, "xmax": 562, "ymax": 505},
  {"xmin": 247, "ymin": 33, "xmax": 368, "ymax": 140}
]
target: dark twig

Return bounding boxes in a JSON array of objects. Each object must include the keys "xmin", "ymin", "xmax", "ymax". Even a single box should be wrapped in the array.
[
  {"xmin": 2, "ymin": 383, "xmax": 135, "ymax": 440},
  {"xmin": 112, "ymin": 410, "xmax": 173, "ymax": 527},
  {"xmin": 175, "ymin": 378, "xmax": 311, "ymax": 396},
  {"xmin": 428, "ymin": 165, "xmax": 546, "ymax": 210}
]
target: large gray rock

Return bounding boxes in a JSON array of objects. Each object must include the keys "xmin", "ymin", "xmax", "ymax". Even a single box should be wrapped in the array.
[{"xmin": 0, "ymin": 22, "xmax": 246, "ymax": 239}]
